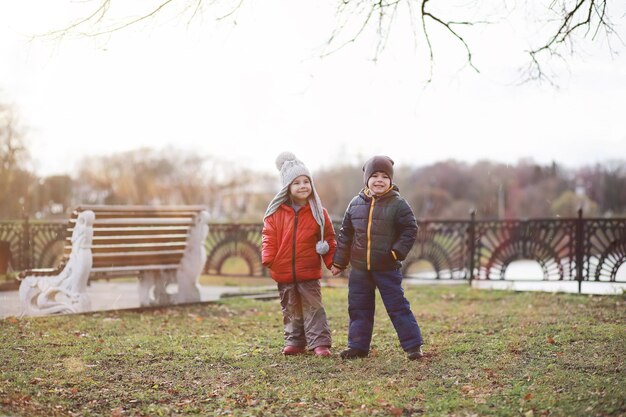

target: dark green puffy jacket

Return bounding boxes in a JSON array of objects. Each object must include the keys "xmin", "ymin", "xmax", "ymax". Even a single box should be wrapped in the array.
[{"xmin": 333, "ymin": 185, "xmax": 417, "ymax": 272}]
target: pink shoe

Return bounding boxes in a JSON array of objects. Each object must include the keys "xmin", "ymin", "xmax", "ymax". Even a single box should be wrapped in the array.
[
  {"xmin": 314, "ymin": 346, "xmax": 331, "ymax": 357},
  {"xmin": 282, "ymin": 345, "xmax": 306, "ymax": 355}
]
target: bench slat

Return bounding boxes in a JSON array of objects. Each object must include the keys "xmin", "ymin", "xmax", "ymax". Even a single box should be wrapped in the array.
[
  {"xmin": 63, "ymin": 244, "xmax": 186, "ymax": 252},
  {"xmin": 94, "ymin": 249, "xmax": 185, "ymax": 258},
  {"xmin": 93, "ymin": 254, "xmax": 183, "ymax": 268},
  {"xmin": 94, "ymin": 238, "xmax": 188, "ymax": 246},
  {"xmin": 91, "ymin": 264, "xmax": 180, "ymax": 273},
  {"xmin": 64, "ymin": 243, "xmax": 187, "ymax": 254},
  {"xmin": 67, "ymin": 235, "xmax": 189, "ymax": 244},
  {"xmin": 77, "ymin": 213, "xmax": 200, "ymax": 219},
  {"xmin": 90, "ymin": 243, "xmax": 187, "ymax": 253},
  {"xmin": 82, "ymin": 227, "xmax": 190, "ymax": 236},
  {"xmin": 19, "ymin": 267, "xmax": 64, "ymax": 277},
  {"xmin": 63, "ymin": 240, "xmax": 190, "ymax": 255},
  {"xmin": 77, "ymin": 204, "xmax": 207, "ymax": 212},
  {"xmin": 71, "ymin": 218, "xmax": 195, "ymax": 226}
]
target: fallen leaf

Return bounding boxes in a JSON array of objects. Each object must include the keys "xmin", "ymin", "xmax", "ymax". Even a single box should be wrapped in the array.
[
  {"xmin": 524, "ymin": 393, "xmax": 533, "ymax": 401},
  {"xmin": 547, "ymin": 336, "xmax": 555, "ymax": 344},
  {"xmin": 390, "ymin": 406, "xmax": 403, "ymax": 416}
]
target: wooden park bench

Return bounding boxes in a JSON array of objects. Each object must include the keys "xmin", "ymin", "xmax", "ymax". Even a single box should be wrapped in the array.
[{"xmin": 19, "ymin": 205, "xmax": 209, "ymax": 315}]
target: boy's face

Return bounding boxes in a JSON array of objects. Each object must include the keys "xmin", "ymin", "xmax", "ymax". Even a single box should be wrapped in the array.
[
  {"xmin": 367, "ymin": 171, "xmax": 391, "ymax": 196},
  {"xmin": 289, "ymin": 175, "xmax": 312, "ymax": 203}
]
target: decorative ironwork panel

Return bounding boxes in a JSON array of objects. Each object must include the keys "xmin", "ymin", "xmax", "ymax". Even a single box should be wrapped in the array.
[
  {"xmin": 473, "ymin": 219, "xmax": 577, "ymax": 281},
  {"xmin": 204, "ymin": 223, "xmax": 264, "ymax": 276},
  {"xmin": 0, "ymin": 222, "xmax": 24, "ymax": 271},
  {"xmin": 404, "ymin": 221, "xmax": 470, "ymax": 279},
  {"xmin": 27, "ymin": 221, "xmax": 68, "ymax": 269},
  {"xmin": 2, "ymin": 215, "xmax": 625, "ymax": 288},
  {"xmin": 584, "ymin": 218, "xmax": 626, "ymax": 282}
]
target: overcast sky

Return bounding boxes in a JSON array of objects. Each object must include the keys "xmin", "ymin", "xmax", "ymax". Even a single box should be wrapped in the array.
[{"xmin": 1, "ymin": 0, "xmax": 625, "ymax": 177}]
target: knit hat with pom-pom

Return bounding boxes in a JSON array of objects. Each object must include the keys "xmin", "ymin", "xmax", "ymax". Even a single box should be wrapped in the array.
[
  {"xmin": 264, "ymin": 152, "xmax": 329, "ymax": 255},
  {"xmin": 275, "ymin": 151, "xmax": 312, "ymax": 187}
]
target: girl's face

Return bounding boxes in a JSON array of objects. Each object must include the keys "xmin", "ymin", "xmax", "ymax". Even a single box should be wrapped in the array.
[
  {"xmin": 367, "ymin": 171, "xmax": 391, "ymax": 195},
  {"xmin": 289, "ymin": 175, "xmax": 312, "ymax": 205}
]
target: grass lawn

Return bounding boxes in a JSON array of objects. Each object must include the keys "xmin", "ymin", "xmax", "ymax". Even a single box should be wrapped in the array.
[{"xmin": 1, "ymin": 285, "xmax": 624, "ymax": 417}]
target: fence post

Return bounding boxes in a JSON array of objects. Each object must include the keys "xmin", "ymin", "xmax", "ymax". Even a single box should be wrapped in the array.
[
  {"xmin": 576, "ymin": 208, "xmax": 584, "ymax": 294},
  {"xmin": 468, "ymin": 210, "xmax": 476, "ymax": 286},
  {"xmin": 22, "ymin": 215, "xmax": 31, "ymax": 271}
]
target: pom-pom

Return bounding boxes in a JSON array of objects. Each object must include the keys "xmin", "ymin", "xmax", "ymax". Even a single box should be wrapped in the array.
[
  {"xmin": 275, "ymin": 151, "xmax": 297, "ymax": 171},
  {"xmin": 316, "ymin": 240, "xmax": 329, "ymax": 255}
]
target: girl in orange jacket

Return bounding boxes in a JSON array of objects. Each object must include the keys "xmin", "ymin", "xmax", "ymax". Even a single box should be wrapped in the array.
[{"xmin": 262, "ymin": 152, "xmax": 336, "ymax": 356}]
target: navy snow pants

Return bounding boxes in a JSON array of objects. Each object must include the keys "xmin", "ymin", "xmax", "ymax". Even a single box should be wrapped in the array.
[{"xmin": 347, "ymin": 268, "xmax": 423, "ymax": 352}]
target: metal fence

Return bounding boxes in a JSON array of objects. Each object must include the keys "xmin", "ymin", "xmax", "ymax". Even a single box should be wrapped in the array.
[{"xmin": 1, "ymin": 210, "xmax": 624, "ymax": 292}]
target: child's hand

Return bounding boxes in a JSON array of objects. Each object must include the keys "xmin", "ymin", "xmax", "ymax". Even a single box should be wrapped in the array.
[{"xmin": 331, "ymin": 266, "xmax": 343, "ymax": 276}]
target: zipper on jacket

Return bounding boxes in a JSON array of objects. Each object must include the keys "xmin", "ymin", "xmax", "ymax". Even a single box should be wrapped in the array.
[
  {"xmin": 366, "ymin": 196, "xmax": 376, "ymax": 270},
  {"xmin": 292, "ymin": 210, "xmax": 299, "ymax": 283}
]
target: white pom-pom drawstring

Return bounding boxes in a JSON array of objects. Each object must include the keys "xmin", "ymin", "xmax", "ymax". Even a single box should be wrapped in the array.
[{"xmin": 316, "ymin": 240, "xmax": 329, "ymax": 255}]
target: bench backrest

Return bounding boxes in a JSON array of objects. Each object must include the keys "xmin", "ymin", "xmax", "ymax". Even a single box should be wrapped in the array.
[{"xmin": 64, "ymin": 205, "xmax": 207, "ymax": 275}]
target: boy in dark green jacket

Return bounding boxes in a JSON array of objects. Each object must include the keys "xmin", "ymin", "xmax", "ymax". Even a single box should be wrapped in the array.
[{"xmin": 331, "ymin": 155, "xmax": 423, "ymax": 360}]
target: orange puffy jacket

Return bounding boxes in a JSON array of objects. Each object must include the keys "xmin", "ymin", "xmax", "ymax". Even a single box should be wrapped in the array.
[{"xmin": 262, "ymin": 203, "xmax": 336, "ymax": 284}]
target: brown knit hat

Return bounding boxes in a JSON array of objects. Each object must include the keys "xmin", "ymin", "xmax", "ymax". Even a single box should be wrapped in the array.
[{"xmin": 363, "ymin": 155, "xmax": 394, "ymax": 185}]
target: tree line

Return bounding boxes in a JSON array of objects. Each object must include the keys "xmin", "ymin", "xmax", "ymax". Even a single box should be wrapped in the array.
[
  {"xmin": 2, "ymin": 100, "xmax": 625, "ymax": 220},
  {"xmin": 315, "ymin": 159, "xmax": 625, "ymax": 221},
  {"xmin": 1, "ymin": 140, "xmax": 624, "ymax": 222}
]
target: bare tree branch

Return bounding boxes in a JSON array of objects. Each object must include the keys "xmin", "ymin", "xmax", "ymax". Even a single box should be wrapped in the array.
[
  {"xmin": 44, "ymin": 0, "xmax": 111, "ymax": 39},
  {"xmin": 187, "ymin": 0, "xmax": 204, "ymax": 24},
  {"xmin": 43, "ymin": 0, "xmax": 244, "ymax": 40},
  {"xmin": 88, "ymin": 0, "xmax": 177, "ymax": 36},
  {"xmin": 325, "ymin": 0, "xmax": 492, "ymax": 77},
  {"xmin": 43, "ymin": 0, "xmax": 623, "ymax": 84},
  {"xmin": 523, "ymin": 0, "xmax": 622, "ymax": 84},
  {"xmin": 321, "ymin": 1, "xmax": 378, "ymax": 58},
  {"xmin": 216, "ymin": 0, "xmax": 244, "ymax": 21},
  {"xmin": 421, "ymin": 0, "xmax": 481, "ymax": 74}
]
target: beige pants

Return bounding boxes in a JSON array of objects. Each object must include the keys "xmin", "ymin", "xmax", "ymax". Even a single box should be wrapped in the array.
[{"xmin": 278, "ymin": 279, "xmax": 332, "ymax": 350}]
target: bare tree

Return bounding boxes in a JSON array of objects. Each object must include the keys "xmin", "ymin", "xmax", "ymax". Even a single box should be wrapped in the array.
[
  {"xmin": 44, "ymin": 0, "xmax": 623, "ymax": 84},
  {"xmin": 0, "ymin": 103, "xmax": 28, "ymax": 173},
  {"xmin": 75, "ymin": 147, "xmax": 212, "ymax": 206},
  {"xmin": 0, "ymin": 102, "xmax": 35, "ymax": 218}
]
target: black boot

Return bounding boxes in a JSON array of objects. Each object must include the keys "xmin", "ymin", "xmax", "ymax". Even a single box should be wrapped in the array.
[
  {"xmin": 340, "ymin": 347, "xmax": 368, "ymax": 359},
  {"xmin": 407, "ymin": 345, "xmax": 423, "ymax": 360}
]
